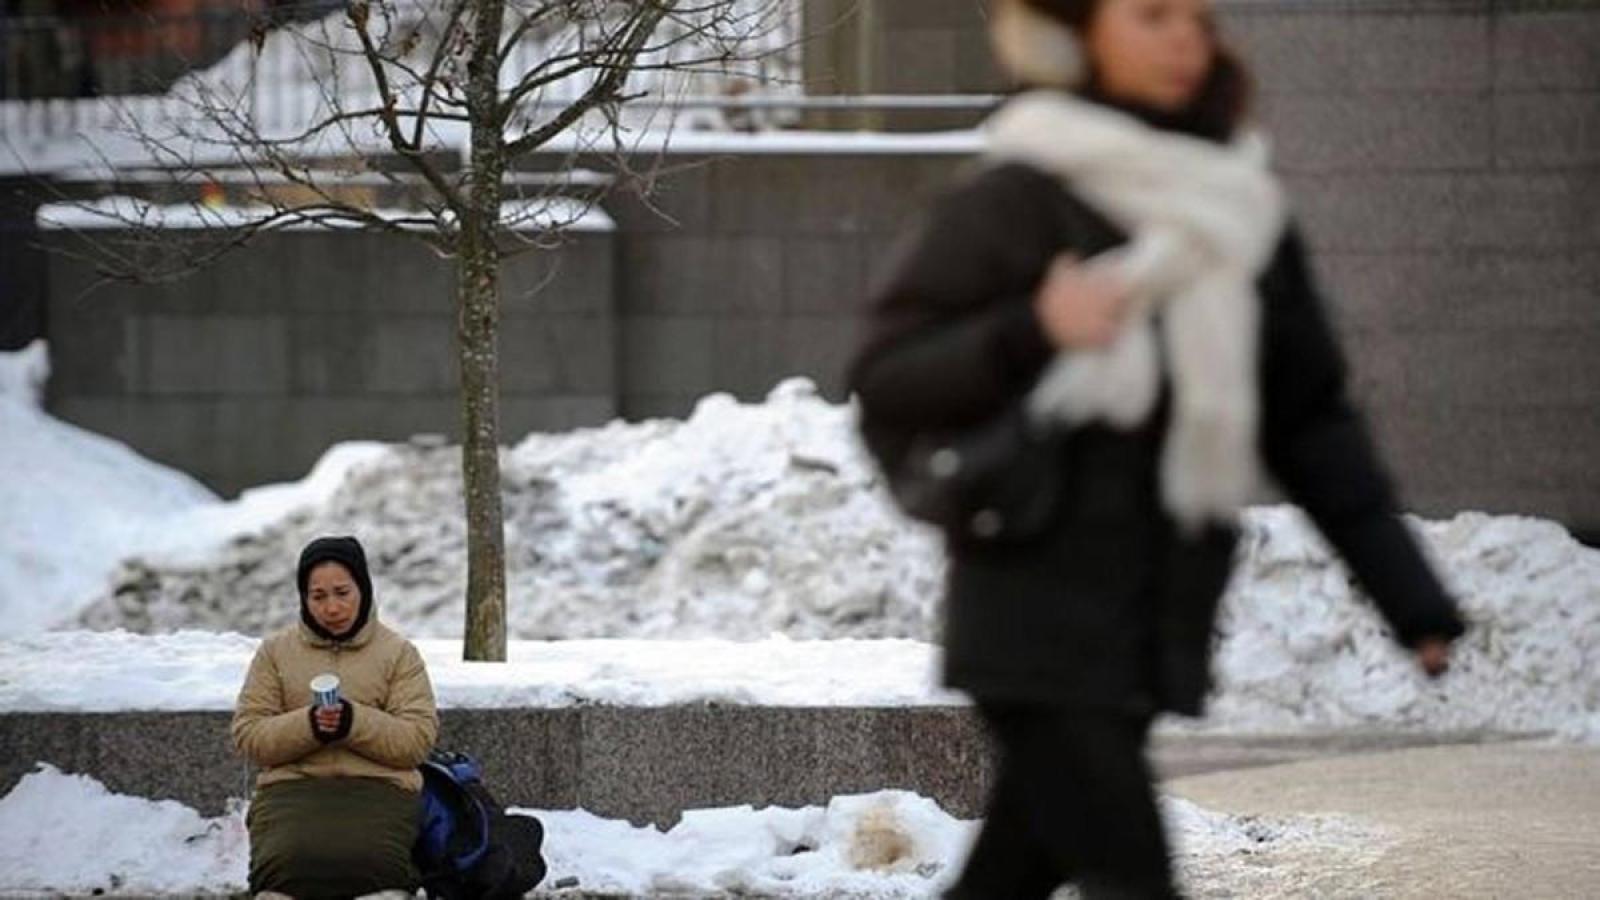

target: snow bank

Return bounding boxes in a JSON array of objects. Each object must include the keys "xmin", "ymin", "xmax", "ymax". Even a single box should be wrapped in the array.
[
  {"xmin": 0, "ymin": 765, "xmax": 249, "ymax": 895},
  {"xmin": 4, "ymin": 353, "xmax": 1597, "ymax": 738},
  {"xmin": 1209, "ymin": 508, "xmax": 1600, "ymax": 742},
  {"xmin": 0, "ymin": 342, "xmax": 218, "ymax": 634},
  {"xmin": 0, "ymin": 634, "xmax": 956, "ymax": 711},
  {"xmin": 78, "ymin": 380, "xmax": 946, "ymax": 642},
  {"xmin": 0, "ymin": 765, "xmax": 1383, "ymax": 897},
  {"xmin": 52, "ymin": 378, "xmax": 1600, "ymax": 740}
]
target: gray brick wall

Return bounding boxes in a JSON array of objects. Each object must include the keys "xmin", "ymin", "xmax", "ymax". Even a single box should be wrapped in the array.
[
  {"xmin": 43, "ymin": 229, "xmax": 616, "ymax": 495},
  {"xmin": 1224, "ymin": 2, "xmax": 1600, "ymax": 528},
  {"xmin": 606, "ymin": 152, "xmax": 967, "ymax": 419}
]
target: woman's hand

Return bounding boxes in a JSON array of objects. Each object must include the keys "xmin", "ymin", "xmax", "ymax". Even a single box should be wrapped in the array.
[
  {"xmin": 1033, "ymin": 254, "xmax": 1130, "ymax": 350},
  {"xmin": 313, "ymin": 704, "xmax": 343, "ymax": 733},
  {"xmin": 310, "ymin": 702, "xmax": 352, "ymax": 742},
  {"xmin": 1416, "ymin": 637, "xmax": 1452, "ymax": 678}
]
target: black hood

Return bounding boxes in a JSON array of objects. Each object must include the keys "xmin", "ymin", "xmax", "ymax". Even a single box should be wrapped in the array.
[{"xmin": 296, "ymin": 535, "xmax": 374, "ymax": 642}]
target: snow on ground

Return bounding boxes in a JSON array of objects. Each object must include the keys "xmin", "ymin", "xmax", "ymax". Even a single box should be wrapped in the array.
[
  {"xmin": 0, "ymin": 342, "xmax": 218, "ymax": 634},
  {"xmin": 0, "ymin": 765, "xmax": 1386, "ymax": 898},
  {"xmin": 0, "ymin": 634, "xmax": 957, "ymax": 711}
]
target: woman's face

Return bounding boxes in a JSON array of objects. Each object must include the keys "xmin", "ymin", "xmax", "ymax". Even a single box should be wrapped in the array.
[
  {"xmin": 1085, "ymin": 0, "xmax": 1216, "ymax": 112},
  {"xmin": 306, "ymin": 561, "xmax": 361, "ymax": 635}
]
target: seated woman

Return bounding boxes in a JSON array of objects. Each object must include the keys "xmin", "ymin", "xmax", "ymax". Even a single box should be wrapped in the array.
[{"xmin": 233, "ymin": 535, "xmax": 439, "ymax": 899}]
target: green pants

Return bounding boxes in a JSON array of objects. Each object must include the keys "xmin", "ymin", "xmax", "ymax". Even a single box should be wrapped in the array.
[{"xmin": 247, "ymin": 777, "xmax": 421, "ymax": 899}]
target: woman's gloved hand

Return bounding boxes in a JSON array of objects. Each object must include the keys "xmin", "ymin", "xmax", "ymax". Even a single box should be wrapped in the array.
[{"xmin": 309, "ymin": 700, "xmax": 353, "ymax": 742}]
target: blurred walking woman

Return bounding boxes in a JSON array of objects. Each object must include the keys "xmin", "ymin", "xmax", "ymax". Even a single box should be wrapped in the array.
[
  {"xmin": 849, "ymin": 0, "xmax": 1466, "ymax": 896},
  {"xmin": 233, "ymin": 536, "xmax": 438, "ymax": 899}
]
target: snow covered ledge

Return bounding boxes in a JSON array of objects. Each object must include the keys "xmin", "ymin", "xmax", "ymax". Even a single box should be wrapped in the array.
[{"xmin": 0, "ymin": 634, "xmax": 1529, "ymax": 825}]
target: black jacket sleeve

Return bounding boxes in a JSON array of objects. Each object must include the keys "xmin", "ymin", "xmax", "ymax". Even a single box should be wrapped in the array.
[
  {"xmin": 1258, "ymin": 229, "xmax": 1467, "ymax": 648},
  {"xmin": 847, "ymin": 164, "xmax": 1060, "ymax": 432}
]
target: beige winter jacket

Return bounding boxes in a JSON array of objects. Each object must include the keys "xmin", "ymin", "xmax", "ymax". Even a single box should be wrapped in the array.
[{"xmin": 232, "ymin": 614, "xmax": 438, "ymax": 793}]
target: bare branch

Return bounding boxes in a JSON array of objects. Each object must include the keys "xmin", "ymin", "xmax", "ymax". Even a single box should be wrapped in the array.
[
  {"xmin": 503, "ymin": 3, "xmax": 673, "ymax": 159},
  {"xmin": 350, "ymin": 0, "xmax": 469, "ymax": 214}
]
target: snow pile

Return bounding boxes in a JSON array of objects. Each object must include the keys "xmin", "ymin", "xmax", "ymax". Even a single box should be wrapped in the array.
[
  {"xmin": 0, "ymin": 765, "xmax": 1384, "ymax": 897},
  {"xmin": 57, "ymin": 378, "xmax": 1600, "ymax": 740},
  {"xmin": 539, "ymin": 791, "xmax": 973, "ymax": 897},
  {"xmin": 0, "ymin": 342, "xmax": 219, "ymax": 634},
  {"xmin": 0, "ymin": 634, "xmax": 957, "ymax": 711},
  {"xmin": 1209, "ymin": 507, "xmax": 1600, "ymax": 741},
  {"xmin": 0, "ymin": 765, "xmax": 249, "ymax": 895},
  {"xmin": 78, "ymin": 379, "xmax": 946, "ymax": 642}
]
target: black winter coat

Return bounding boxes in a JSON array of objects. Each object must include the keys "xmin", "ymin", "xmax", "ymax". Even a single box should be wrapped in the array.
[{"xmin": 849, "ymin": 160, "xmax": 1466, "ymax": 716}]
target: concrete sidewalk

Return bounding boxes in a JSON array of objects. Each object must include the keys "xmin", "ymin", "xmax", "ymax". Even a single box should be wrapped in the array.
[{"xmin": 1167, "ymin": 741, "xmax": 1600, "ymax": 898}]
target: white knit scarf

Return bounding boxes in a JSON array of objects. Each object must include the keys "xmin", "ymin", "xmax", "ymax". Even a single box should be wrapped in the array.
[{"xmin": 985, "ymin": 91, "xmax": 1288, "ymax": 532}]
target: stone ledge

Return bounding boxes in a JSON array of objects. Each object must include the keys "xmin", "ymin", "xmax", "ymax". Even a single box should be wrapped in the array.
[{"xmin": 0, "ymin": 706, "xmax": 1522, "ymax": 827}]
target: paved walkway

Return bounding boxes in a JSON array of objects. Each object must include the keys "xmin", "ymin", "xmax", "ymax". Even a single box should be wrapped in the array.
[{"xmin": 1166, "ymin": 741, "xmax": 1600, "ymax": 898}]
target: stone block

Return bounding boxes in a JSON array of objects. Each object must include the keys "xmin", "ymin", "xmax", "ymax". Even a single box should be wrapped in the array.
[
  {"xmin": 436, "ymin": 709, "xmax": 583, "ymax": 811},
  {"xmin": 290, "ymin": 313, "xmax": 373, "ymax": 394},
  {"xmin": 877, "ymin": 0, "xmax": 985, "ymax": 30},
  {"xmin": 777, "ymin": 317, "xmax": 864, "ymax": 400},
  {"xmin": 620, "ymin": 315, "xmax": 717, "ymax": 396},
  {"xmin": 1287, "ymin": 172, "xmax": 1595, "ymax": 252},
  {"xmin": 618, "ymin": 237, "xmax": 785, "ymax": 315},
  {"xmin": 144, "ymin": 315, "xmax": 290, "ymax": 395},
  {"xmin": 1494, "ymin": 92, "xmax": 1600, "ymax": 168},
  {"xmin": 603, "ymin": 160, "xmax": 717, "ymax": 235},
  {"xmin": 855, "ymin": 156, "xmax": 970, "ymax": 235},
  {"xmin": 878, "ymin": 29, "xmax": 961, "ymax": 95},
  {"xmin": 211, "ymin": 398, "xmax": 302, "ymax": 490},
  {"xmin": 573, "ymin": 706, "xmax": 991, "ymax": 827},
  {"xmin": 283, "ymin": 233, "xmax": 366, "ymax": 314},
  {"xmin": 498, "ymin": 318, "xmax": 562, "ymax": 394},
  {"xmin": 43, "ymin": 293, "xmax": 141, "ymax": 395},
  {"xmin": 1365, "ymin": 400, "xmax": 1598, "ymax": 509},
  {"xmin": 503, "ymin": 237, "xmax": 615, "ymax": 316},
  {"xmin": 618, "ymin": 393, "xmax": 698, "ymax": 422},
  {"xmin": 0, "ymin": 712, "xmax": 245, "ymax": 817},
  {"xmin": 951, "ymin": 31, "xmax": 1008, "ymax": 94},
  {"xmin": 500, "ymin": 315, "xmax": 615, "ymax": 395},
  {"xmin": 1262, "ymin": 94, "xmax": 1492, "ymax": 173},
  {"xmin": 783, "ymin": 237, "xmax": 869, "ymax": 315},
  {"xmin": 366, "ymin": 317, "xmax": 459, "ymax": 394},
  {"xmin": 1316, "ymin": 250, "xmax": 1600, "ymax": 332},
  {"xmin": 1494, "ymin": 10, "xmax": 1600, "ymax": 90},
  {"xmin": 501, "ymin": 394, "xmax": 618, "ymax": 439},
  {"xmin": 712, "ymin": 317, "xmax": 791, "ymax": 399},
  {"xmin": 709, "ymin": 156, "xmax": 866, "ymax": 237},
  {"xmin": 1346, "ymin": 327, "xmax": 1600, "ymax": 410},
  {"xmin": 50, "ymin": 396, "xmax": 217, "ymax": 487},
  {"xmin": 1222, "ymin": 8, "xmax": 1491, "ymax": 95},
  {"xmin": 142, "ymin": 236, "xmax": 300, "ymax": 316}
]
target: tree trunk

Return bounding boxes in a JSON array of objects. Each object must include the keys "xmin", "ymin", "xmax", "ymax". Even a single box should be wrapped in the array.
[{"xmin": 459, "ymin": 0, "xmax": 509, "ymax": 662}]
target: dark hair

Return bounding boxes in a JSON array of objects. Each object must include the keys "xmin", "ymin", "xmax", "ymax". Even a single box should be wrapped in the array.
[{"xmin": 1020, "ymin": 0, "xmax": 1252, "ymax": 138}]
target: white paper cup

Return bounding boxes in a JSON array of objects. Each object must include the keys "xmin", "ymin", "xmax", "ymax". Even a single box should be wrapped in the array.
[{"xmin": 310, "ymin": 673, "xmax": 341, "ymax": 708}]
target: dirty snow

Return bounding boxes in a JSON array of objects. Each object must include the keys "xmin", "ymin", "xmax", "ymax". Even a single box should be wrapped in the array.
[
  {"xmin": 0, "ymin": 765, "xmax": 1386, "ymax": 897},
  {"xmin": 76, "ymin": 379, "xmax": 947, "ymax": 643}
]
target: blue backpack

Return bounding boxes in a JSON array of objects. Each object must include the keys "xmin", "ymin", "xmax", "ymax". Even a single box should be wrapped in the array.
[{"xmin": 414, "ymin": 749, "xmax": 546, "ymax": 900}]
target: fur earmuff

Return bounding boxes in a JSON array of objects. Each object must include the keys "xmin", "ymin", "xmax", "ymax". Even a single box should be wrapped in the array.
[{"xmin": 988, "ymin": 0, "xmax": 1087, "ymax": 89}]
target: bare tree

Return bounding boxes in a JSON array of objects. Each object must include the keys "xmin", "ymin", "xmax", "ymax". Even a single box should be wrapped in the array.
[{"xmin": 43, "ymin": 0, "xmax": 800, "ymax": 660}]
